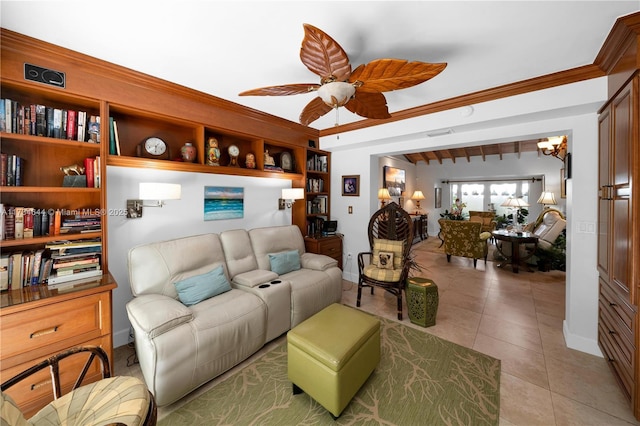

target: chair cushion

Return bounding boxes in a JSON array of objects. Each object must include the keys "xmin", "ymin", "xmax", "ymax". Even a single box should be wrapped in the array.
[
  {"xmin": 268, "ymin": 249, "xmax": 301, "ymax": 275},
  {"xmin": 29, "ymin": 376, "xmax": 150, "ymax": 426},
  {"xmin": 174, "ymin": 265, "xmax": 232, "ymax": 306},
  {"xmin": 377, "ymin": 251, "xmax": 394, "ymax": 269},
  {"xmin": 1, "ymin": 392, "xmax": 28, "ymax": 426},
  {"xmin": 372, "ymin": 239, "xmax": 404, "ymax": 269},
  {"xmin": 363, "ymin": 263, "xmax": 403, "ymax": 282}
]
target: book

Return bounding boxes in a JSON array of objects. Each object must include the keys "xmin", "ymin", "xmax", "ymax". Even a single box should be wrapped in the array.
[
  {"xmin": 4, "ymin": 206, "xmax": 15, "ymax": 240},
  {"xmin": 9, "ymin": 252, "xmax": 22, "ymax": 289},
  {"xmin": 14, "ymin": 207, "xmax": 24, "ymax": 239},
  {"xmin": 113, "ymin": 120, "xmax": 121, "ymax": 155},
  {"xmin": 4, "ymin": 99, "xmax": 12, "ymax": 134},
  {"xmin": 47, "ymin": 268, "xmax": 101, "ymax": 285},
  {"xmin": 53, "ymin": 209, "xmax": 61, "ymax": 235},
  {"xmin": 0, "ymin": 253, "xmax": 9, "ymax": 291},
  {"xmin": 84, "ymin": 157, "xmax": 94, "ymax": 188},
  {"xmin": 23, "ymin": 207, "xmax": 34, "ymax": 238},
  {"xmin": 77, "ymin": 111, "xmax": 86, "ymax": 142},
  {"xmin": 35, "ymin": 104, "xmax": 46, "ymax": 136},
  {"xmin": 0, "ymin": 153, "xmax": 7, "ymax": 186},
  {"xmin": 66, "ymin": 110, "xmax": 77, "ymax": 140},
  {"xmin": 109, "ymin": 117, "xmax": 116, "ymax": 155},
  {"xmin": 0, "ymin": 99, "xmax": 5, "ymax": 132},
  {"xmin": 88, "ymin": 115, "xmax": 99, "ymax": 143}
]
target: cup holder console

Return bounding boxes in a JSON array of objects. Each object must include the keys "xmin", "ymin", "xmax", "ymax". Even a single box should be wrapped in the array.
[
  {"xmin": 258, "ymin": 284, "xmax": 271, "ymax": 289},
  {"xmin": 270, "ymin": 280, "xmax": 282, "ymax": 284}
]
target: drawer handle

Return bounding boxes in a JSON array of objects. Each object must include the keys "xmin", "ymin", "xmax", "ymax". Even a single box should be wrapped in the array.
[
  {"xmin": 31, "ymin": 379, "xmax": 52, "ymax": 391},
  {"xmin": 30, "ymin": 326, "xmax": 59, "ymax": 339}
]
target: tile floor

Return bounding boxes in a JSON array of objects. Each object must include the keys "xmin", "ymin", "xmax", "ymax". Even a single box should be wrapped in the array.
[{"xmin": 113, "ymin": 239, "xmax": 640, "ymax": 425}]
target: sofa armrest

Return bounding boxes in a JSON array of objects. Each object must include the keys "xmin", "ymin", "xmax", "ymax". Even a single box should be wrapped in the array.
[
  {"xmin": 300, "ymin": 252, "xmax": 338, "ymax": 271},
  {"xmin": 479, "ymin": 232, "xmax": 492, "ymax": 241},
  {"xmin": 126, "ymin": 294, "xmax": 193, "ymax": 339},
  {"xmin": 232, "ymin": 269, "xmax": 279, "ymax": 288}
]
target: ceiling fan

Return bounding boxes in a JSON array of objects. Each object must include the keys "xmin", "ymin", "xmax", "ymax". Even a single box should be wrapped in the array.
[{"xmin": 239, "ymin": 24, "xmax": 447, "ymax": 126}]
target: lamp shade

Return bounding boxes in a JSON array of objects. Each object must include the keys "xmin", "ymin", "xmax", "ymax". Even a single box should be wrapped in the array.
[
  {"xmin": 537, "ymin": 191, "xmax": 557, "ymax": 205},
  {"xmin": 377, "ymin": 188, "xmax": 391, "ymax": 200},
  {"xmin": 501, "ymin": 197, "xmax": 529, "ymax": 208},
  {"xmin": 139, "ymin": 183, "xmax": 181, "ymax": 200},
  {"xmin": 411, "ymin": 190, "xmax": 425, "ymax": 200},
  {"xmin": 282, "ymin": 188, "xmax": 304, "ymax": 200}
]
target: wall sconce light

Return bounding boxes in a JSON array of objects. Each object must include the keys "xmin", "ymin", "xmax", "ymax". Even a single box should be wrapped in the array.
[
  {"xmin": 537, "ymin": 135, "xmax": 567, "ymax": 161},
  {"xmin": 126, "ymin": 183, "xmax": 182, "ymax": 218},
  {"xmin": 537, "ymin": 191, "xmax": 557, "ymax": 207},
  {"xmin": 410, "ymin": 190, "xmax": 425, "ymax": 214},
  {"xmin": 279, "ymin": 188, "xmax": 304, "ymax": 210},
  {"xmin": 378, "ymin": 188, "xmax": 391, "ymax": 207}
]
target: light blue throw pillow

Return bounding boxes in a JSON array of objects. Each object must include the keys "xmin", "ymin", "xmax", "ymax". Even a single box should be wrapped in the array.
[
  {"xmin": 174, "ymin": 265, "xmax": 231, "ymax": 306},
  {"xmin": 268, "ymin": 250, "xmax": 301, "ymax": 275}
]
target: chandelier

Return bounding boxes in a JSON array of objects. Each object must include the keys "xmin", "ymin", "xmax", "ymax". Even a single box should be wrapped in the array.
[{"xmin": 537, "ymin": 135, "xmax": 567, "ymax": 161}]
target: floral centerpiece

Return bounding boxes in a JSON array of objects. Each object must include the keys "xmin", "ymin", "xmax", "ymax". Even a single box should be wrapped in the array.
[{"xmin": 440, "ymin": 199, "xmax": 467, "ymax": 220}]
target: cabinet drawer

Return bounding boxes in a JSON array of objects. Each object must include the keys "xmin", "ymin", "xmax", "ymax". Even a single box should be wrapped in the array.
[
  {"xmin": 0, "ymin": 335, "xmax": 110, "ymax": 418},
  {"xmin": 599, "ymin": 299, "xmax": 634, "ymax": 370},
  {"xmin": 600, "ymin": 279, "xmax": 635, "ymax": 334},
  {"xmin": 1, "ymin": 293, "xmax": 109, "ymax": 368},
  {"xmin": 599, "ymin": 322, "xmax": 633, "ymax": 401},
  {"xmin": 317, "ymin": 238, "xmax": 341, "ymax": 256}
]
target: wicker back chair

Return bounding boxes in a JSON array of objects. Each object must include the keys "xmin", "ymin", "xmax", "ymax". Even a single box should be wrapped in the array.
[{"xmin": 357, "ymin": 202, "xmax": 413, "ymax": 320}]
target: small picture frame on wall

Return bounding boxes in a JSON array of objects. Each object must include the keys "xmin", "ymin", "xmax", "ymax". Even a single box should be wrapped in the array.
[
  {"xmin": 342, "ymin": 175, "xmax": 359, "ymax": 196},
  {"xmin": 561, "ymin": 169, "xmax": 566, "ymax": 198},
  {"xmin": 564, "ymin": 152, "xmax": 572, "ymax": 179},
  {"xmin": 434, "ymin": 187, "xmax": 442, "ymax": 208}
]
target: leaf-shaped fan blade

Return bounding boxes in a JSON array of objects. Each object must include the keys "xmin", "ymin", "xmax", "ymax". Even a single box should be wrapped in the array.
[
  {"xmin": 300, "ymin": 24, "xmax": 352, "ymax": 82},
  {"xmin": 239, "ymin": 84, "xmax": 320, "ymax": 96},
  {"xmin": 299, "ymin": 96, "xmax": 333, "ymax": 126},
  {"xmin": 349, "ymin": 59, "xmax": 447, "ymax": 92},
  {"xmin": 344, "ymin": 89, "xmax": 391, "ymax": 120}
]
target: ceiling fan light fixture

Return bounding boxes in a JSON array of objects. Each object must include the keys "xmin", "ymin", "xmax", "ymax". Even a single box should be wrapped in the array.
[{"xmin": 317, "ymin": 82, "xmax": 356, "ymax": 108}]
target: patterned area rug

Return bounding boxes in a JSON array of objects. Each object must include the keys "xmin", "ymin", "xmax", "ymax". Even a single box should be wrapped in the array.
[{"xmin": 160, "ymin": 316, "xmax": 500, "ymax": 425}]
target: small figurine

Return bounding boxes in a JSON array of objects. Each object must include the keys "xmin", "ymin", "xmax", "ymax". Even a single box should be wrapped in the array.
[
  {"xmin": 264, "ymin": 150, "xmax": 275, "ymax": 166},
  {"xmin": 60, "ymin": 163, "xmax": 86, "ymax": 175},
  {"xmin": 207, "ymin": 137, "xmax": 220, "ymax": 166},
  {"xmin": 245, "ymin": 152, "xmax": 256, "ymax": 169}
]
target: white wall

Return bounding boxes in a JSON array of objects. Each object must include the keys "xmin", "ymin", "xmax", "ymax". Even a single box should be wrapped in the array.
[
  {"xmin": 325, "ymin": 78, "xmax": 606, "ymax": 356},
  {"xmin": 107, "ymin": 166, "xmax": 294, "ymax": 347}
]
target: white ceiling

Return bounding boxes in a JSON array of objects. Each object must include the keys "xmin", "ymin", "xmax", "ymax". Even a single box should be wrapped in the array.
[{"xmin": 2, "ymin": 1, "xmax": 638, "ymax": 131}]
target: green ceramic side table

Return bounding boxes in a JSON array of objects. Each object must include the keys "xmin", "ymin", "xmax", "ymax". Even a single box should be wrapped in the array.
[{"xmin": 406, "ymin": 277, "xmax": 438, "ymax": 327}]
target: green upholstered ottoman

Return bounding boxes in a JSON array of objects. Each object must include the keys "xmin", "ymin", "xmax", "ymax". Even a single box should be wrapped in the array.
[
  {"xmin": 287, "ymin": 303, "xmax": 380, "ymax": 418},
  {"xmin": 406, "ymin": 277, "xmax": 439, "ymax": 327}
]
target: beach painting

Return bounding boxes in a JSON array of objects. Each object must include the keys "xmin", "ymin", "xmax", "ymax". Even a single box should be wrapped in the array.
[{"xmin": 204, "ymin": 186, "xmax": 244, "ymax": 221}]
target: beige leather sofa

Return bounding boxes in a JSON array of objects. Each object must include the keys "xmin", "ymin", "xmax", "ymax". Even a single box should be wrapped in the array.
[{"xmin": 126, "ymin": 225, "xmax": 342, "ymax": 406}]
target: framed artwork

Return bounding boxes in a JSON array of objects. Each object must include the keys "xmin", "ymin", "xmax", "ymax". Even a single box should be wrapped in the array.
[
  {"xmin": 560, "ymin": 169, "xmax": 566, "ymax": 199},
  {"xmin": 435, "ymin": 187, "xmax": 442, "ymax": 208},
  {"xmin": 204, "ymin": 186, "xmax": 244, "ymax": 220},
  {"xmin": 383, "ymin": 166, "xmax": 405, "ymax": 196},
  {"xmin": 564, "ymin": 152, "xmax": 572, "ymax": 179},
  {"xmin": 342, "ymin": 175, "xmax": 359, "ymax": 196}
]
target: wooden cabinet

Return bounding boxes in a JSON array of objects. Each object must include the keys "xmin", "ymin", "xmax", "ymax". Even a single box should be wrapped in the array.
[
  {"xmin": 0, "ymin": 278, "xmax": 116, "ymax": 417},
  {"xmin": 598, "ymin": 75, "xmax": 639, "ymax": 417},
  {"xmin": 305, "ymin": 235, "xmax": 342, "ymax": 269}
]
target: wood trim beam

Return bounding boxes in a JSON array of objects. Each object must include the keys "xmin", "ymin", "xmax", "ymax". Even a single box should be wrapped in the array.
[{"xmin": 319, "ymin": 65, "xmax": 604, "ymax": 137}]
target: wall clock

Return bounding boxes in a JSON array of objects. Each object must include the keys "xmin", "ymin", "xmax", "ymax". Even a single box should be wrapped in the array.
[
  {"xmin": 136, "ymin": 137, "xmax": 170, "ymax": 159},
  {"xmin": 228, "ymin": 144, "xmax": 240, "ymax": 167}
]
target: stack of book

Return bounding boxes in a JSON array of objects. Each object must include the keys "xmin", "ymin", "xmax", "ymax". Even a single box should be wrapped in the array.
[
  {"xmin": 60, "ymin": 212, "xmax": 101, "ymax": 234},
  {"xmin": 0, "ymin": 153, "xmax": 25, "ymax": 186},
  {"xmin": 45, "ymin": 239, "xmax": 102, "ymax": 286}
]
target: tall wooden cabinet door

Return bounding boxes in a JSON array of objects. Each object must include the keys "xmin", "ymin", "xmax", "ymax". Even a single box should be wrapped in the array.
[
  {"xmin": 611, "ymin": 81, "xmax": 634, "ymax": 301},
  {"xmin": 598, "ymin": 106, "xmax": 612, "ymax": 283}
]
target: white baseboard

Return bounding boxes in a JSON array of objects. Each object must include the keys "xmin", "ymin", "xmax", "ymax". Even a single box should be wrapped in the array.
[
  {"xmin": 563, "ymin": 320, "xmax": 603, "ymax": 357},
  {"xmin": 113, "ymin": 327, "xmax": 131, "ymax": 349}
]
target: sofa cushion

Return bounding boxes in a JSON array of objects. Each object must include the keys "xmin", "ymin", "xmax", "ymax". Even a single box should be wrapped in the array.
[
  {"xmin": 372, "ymin": 239, "xmax": 404, "ymax": 269},
  {"xmin": 363, "ymin": 263, "xmax": 403, "ymax": 282},
  {"xmin": 249, "ymin": 225, "xmax": 307, "ymax": 271},
  {"xmin": 300, "ymin": 252, "xmax": 338, "ymax": 270},
  {"xmin": 269, "ymin": 249, "xmax": 301, "ymax": 275},
  {"xmin": 174, "ymin": 265, "xmax": 231, "ymax": 306}
]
